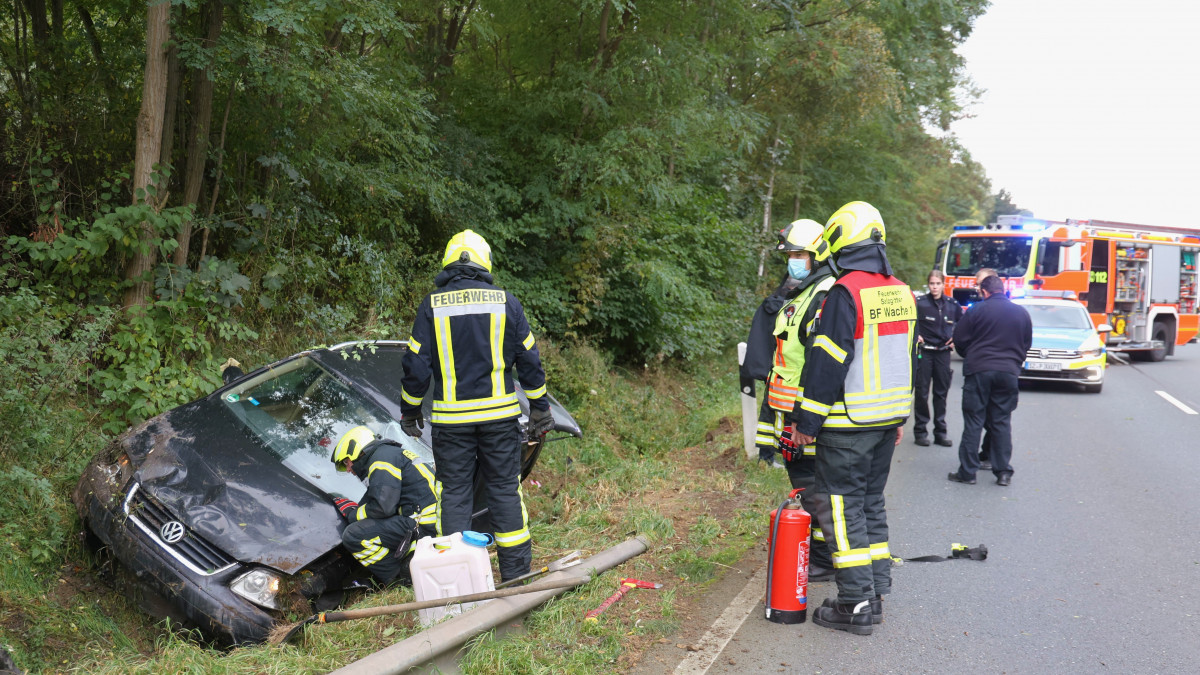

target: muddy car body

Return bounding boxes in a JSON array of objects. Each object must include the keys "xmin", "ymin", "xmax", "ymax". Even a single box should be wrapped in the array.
[{"xmin": 73, "ymin": 340, "xmax": 579, "ymax": 645}]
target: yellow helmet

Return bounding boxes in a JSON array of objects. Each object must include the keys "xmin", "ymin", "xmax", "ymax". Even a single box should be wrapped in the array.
[
  {"xmin": 776, "ymin": 219, "xmax": 830, "ymax": 262},
  {"xmin": 441, "ymin": 229, "xmax": 493, "ymax": 272},
  {"xmin": 824, "ymin": 201, "xmax": 885, "ymax": 254},
  {"xmin": 331, "ymin": 426, "xmax": 376, "ymax": 468}
]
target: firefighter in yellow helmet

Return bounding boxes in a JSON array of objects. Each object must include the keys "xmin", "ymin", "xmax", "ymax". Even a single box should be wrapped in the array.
[
  {"xmin": 329, "ymin": 426, "xmax": 439, "ymax": 585},
  {"xmin": 789, "ymin": 201, "xmax": 917, "ymax": 635},
  {"xmin": 399, "ymin": 229, "xmax": 553, "ymax": 582},
  {"xmin": 764, "ymin": 218, "xmax": 839, "ymax": 582}
]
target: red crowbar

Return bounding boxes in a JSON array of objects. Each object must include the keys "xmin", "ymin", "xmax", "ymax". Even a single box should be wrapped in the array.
[{"xmin": 583, "ymin": 577, "xmax": 663, "ymax": 622}]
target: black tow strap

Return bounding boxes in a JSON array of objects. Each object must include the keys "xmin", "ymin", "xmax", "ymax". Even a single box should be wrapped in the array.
[{"xmin": 895, "ymin": 543, "xmax": 988, "ymax": 564}]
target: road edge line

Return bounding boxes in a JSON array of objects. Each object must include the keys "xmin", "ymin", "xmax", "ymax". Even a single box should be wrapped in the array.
[{"xmin": 672, "ymin": 564, "xmax": 767, "ymax": 675}]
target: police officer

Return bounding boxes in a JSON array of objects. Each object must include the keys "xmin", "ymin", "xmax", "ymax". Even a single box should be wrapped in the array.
[
  {"xmin": 400, "ymin": 230, "xmax": 554, "ymax": 582},
  {"xmin": 764, "ymin": 219, "xmax": 839, "ymax": 580},
  {"xmin": 913, "ymin": 270, "xmax": 963, "ymax": 447},
  {"xmin": 789, "ymin": 202, "xmax": 917, "ymax": 635},
  {"xmin": 329, "ymin": 426, "xmax": 439, "ymax": 585},
  {"xmin": 948, "ymin": 273, "xmax": 1032, "ymax": 487}
]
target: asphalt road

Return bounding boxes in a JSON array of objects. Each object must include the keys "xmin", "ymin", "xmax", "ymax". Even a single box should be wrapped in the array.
[{"xmin": 643, "ymin": 345, "xmax": 1200, "ymax": 674}]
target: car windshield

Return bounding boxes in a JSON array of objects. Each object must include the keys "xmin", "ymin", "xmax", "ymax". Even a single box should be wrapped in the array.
[
  {"xmin": 1020, "ymin": 303, "xmax": 1093, "ymax": 330},
  {"xmin": 220, "ymin": 356, "xmax": 432, "ymax": 498},
  {"xmin": 946, "ymin": 236, "xmax": 1033, "ymax": 277}
]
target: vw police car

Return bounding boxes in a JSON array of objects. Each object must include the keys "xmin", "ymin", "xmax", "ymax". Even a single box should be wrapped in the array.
[{"xmin": 1012, "ymin": 291, "xmax": 1110, "ymax": 393}]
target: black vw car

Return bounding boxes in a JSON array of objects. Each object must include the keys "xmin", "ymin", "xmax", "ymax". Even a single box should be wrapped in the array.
[{"xmin": 73, "ymin": 341, "xmax": 580, "ymax": 645}]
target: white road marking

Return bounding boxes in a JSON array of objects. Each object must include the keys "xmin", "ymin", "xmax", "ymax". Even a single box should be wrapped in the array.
[
  {"xmin": 673, "ymin": 565, "xmax": 767, "ymax": 675},
  {"xmin": 1156, "ymin": 390, "xmax": 1198, "ymax": 415}
]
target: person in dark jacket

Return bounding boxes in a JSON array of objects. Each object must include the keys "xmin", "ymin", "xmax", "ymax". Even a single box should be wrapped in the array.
[
  {"xmin": 913, "ymin": 270, "xmax": 963, "ymax": 447},
  {"xmin": 329, "ymin": 426, "xmax": 439, "ymax": 584},
  {"xmin": 400, "ymin": 229, "xmax": 554, "ymax": 582},
  {"xmin": 948, "ymin": 274, "xmax": 1032, "ymax": 487}
]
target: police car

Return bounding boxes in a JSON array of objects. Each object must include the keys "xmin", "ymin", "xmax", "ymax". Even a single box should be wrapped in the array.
[{"xmin": 1012, "ymin": 291, "xmax": 1110, "ymax": 393}]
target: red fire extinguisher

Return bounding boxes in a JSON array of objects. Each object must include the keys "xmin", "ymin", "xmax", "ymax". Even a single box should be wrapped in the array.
[{"xmin": 765, "ymin": 488, "xmax": 811, "ymax": 624}]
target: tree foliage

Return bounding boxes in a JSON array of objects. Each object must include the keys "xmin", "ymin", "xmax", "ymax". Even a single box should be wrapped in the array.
[{"xmin": 2, "ymin": 0, "xmax": 998, "ymax": 426}]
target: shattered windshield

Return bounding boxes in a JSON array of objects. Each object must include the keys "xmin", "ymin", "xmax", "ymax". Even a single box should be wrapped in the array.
[
  {"xmin": 946, "ymin": 236, "xmax": 1033, "ymax": 278},
  {"xmin": 219, "ymin": 356, "xmax": 432, "ymax": 499}
]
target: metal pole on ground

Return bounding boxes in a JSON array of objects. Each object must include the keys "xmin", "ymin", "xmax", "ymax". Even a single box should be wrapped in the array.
[{"xmin": 328, "ymin": 535, "xmax": 652, "ymax": 675}]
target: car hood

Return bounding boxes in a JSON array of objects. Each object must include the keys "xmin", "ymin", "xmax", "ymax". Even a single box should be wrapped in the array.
[
  {"xmin": 1030, "ymin": 328, "xmax": 1096, "ymax": 351},
  {"xmin": 123, "ymin": 400, "xmax": 342, "ymax": 575}
]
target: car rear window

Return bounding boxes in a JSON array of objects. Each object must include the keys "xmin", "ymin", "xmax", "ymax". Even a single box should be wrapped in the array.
[{"xmin": 220, "ymin": 356, "xmax": 433, "ymax": 498}]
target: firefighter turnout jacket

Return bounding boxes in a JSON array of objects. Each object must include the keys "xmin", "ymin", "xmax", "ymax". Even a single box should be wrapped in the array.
[
  {"xmin": 791, "ymin": 270, "xmax": 918, "ymax": 435},
  {"xmin": 346, "ymin": 439, "xmax": 439, "ymax": 527},
  {"xmin": 401, "ymin": 266, "xmax": 550, "ymax": 424}
]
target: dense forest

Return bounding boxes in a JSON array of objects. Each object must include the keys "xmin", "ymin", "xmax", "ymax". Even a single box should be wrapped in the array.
[{"xmin": 1, "ymin": 0, "xmax": 1009, "ymax": 668}]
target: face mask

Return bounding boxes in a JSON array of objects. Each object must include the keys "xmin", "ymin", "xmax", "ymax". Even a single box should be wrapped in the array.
[{"xmin": 787, "ymin": 258, "xmax": 811, "ymax": 281}]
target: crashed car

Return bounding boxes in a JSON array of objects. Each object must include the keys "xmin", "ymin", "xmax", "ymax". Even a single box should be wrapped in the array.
[{"xmin": 73, "ymin": 340, "xmax": 580, "ymax": 645}]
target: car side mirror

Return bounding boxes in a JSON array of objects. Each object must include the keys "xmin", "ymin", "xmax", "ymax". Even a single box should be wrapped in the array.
[{"xmin": 1096, "ymin": 323, "xmax": 1113, "ymax": 333}]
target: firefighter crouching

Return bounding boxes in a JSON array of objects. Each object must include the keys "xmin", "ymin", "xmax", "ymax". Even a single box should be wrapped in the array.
[
  {"xmin": 764, "ymin": 218, "xmax": 838, "ymax": 581},
  {"xmin": 329, "ymin": 426, "xmax": 439, "ymax": 585},
  {"xmin": 789, "ymin": 201, "xmax": 918, "ymax": 635},
  {"xmin": 400, "ymin": 229, "xmax": 554, "ymax": 583}
]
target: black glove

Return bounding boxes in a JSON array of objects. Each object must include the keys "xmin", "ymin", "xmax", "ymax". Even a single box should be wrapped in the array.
[
  {"xmin": 333, "ymin": 497, "xmax": 359, "ymax": 520},
  {"xmin": 528, "ymin": 407, "xmax": 554, "ymax": 439},
  {"xmin": 401, "ymin": 414, "xmax": 424, "ymax": 438}
]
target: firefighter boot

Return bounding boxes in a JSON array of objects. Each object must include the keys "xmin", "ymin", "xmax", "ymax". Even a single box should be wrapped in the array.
[
  {"xmin": 813, "ymin": 598, "xmax": 873, "ymax": 635},
  {"xmin": 821, "ymin": 596, "xmax": 881, "ymax": 624}
]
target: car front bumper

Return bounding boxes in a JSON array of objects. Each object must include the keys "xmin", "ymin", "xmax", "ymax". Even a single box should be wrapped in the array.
[
  {"xmin": 76, "ymin": 461, "xmax": 277, "ymax": 645},
  {"xmin": 1019, "ymin": 354, "xmax": 1105, "ymax": 384}
]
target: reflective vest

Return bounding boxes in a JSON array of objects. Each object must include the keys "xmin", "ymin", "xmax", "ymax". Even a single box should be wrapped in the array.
[
  {"xmin": 815, "ymin": 271, "xmax": 916, "ymax": 429},
  {"xmin": 766, "ymin": 276, "xmax": 836, "ymax": 412}
]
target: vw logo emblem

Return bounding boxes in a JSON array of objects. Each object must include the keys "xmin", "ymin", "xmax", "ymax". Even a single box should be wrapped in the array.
[
  {"xmin": 160, "ymin": 521, "xmax": 186, "ymax": 544},
  {"xmin": 1040, "ymin": 349, "xmax": 1049, "ymax": 359}
]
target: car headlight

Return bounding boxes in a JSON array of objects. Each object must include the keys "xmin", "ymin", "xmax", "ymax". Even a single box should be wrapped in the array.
[
  {"xmin": 1080, "ymin": 335, "xmax": 1103, "ymax": 358},
  {"xmin": 230, "ymin": 568, "xmax": 283, "ymax": 610}
]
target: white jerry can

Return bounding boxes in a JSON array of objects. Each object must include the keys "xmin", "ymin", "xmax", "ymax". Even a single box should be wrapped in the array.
[{"xmin": 409, "ymin": 531, "xmax": 496, "ymax": 626}]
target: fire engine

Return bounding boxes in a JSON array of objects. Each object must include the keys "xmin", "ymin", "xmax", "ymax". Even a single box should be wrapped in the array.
[{"xmin": 936, "ymin": 214, "xmax": 1200, "ymax": 361}]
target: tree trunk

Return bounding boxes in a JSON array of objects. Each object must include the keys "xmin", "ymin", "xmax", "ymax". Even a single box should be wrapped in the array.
[
  {"xmin": 757, "ymin": 135, "xmax": 782, "ymax": 277},
  {"xmin": 121, "ymin": 0, "xmax": 170, "ymax": 309},
  {"xmin": 174, "ymin": 0, "xmax": 223, "ymax": 267}
]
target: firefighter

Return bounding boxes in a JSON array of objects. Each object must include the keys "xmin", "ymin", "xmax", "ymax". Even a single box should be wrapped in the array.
[
  {"xmin": 400, "ymin": 229, "xmax": 554, "ymax": 582},
  {"xmin": 789, "ymin": 201, "xmax": 918, "ymax": 635},
  {"xmin": 765, "ymin": 218, "xmax": 839, "ymax": 581},
  {"xmin": 744, "ymin": 264, "xmax": 804, "ymax": 469},
  {"xmin": 329, "ymin": 426, "xmax": 439, "ymax": 585},
  {"xmin": 912, "ymin": 269, "xmax": 963, "ymax": 447}
]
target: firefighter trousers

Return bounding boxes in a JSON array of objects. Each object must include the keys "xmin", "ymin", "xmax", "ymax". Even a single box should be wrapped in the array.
[
  {"xmin": 341, "ymin": 515, "xmax": 434, "ymax": 583},
  {"xmin": 811, "ymin": 428, "xmax": 896, "ymax": 604},
  {"xmin": 433, "ymin": 419, "xmax": 532, "ymax": 581}
]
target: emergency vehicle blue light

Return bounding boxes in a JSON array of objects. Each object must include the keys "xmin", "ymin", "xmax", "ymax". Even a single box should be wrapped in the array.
[
  {"xmin": 953, "ymin": 224, "xmax": 983, "ymax": 231},
  {"xmin": 1009, "ymin": 287, "xmax": 1027, "ymax": 298},
  {"xmin": 1016, "ymin": 223, "xmax": 1045, "ymax": 232}
]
